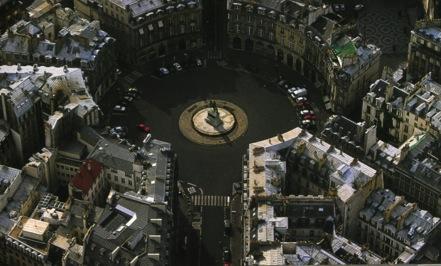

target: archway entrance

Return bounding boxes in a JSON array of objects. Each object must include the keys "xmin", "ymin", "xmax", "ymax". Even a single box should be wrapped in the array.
[
  {"xmin": 232, "ymin": 37, "xmax": 242, "ymax": 49},
  {"xmin": 245, "ymin": 39, "xmax": 254, "ymax": 52},
  {"xmin": 287, "ymin": 54, "xmax": 293, "ymax": 68}
]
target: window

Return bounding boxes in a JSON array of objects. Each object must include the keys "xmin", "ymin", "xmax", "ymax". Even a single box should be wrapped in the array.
[
  {"xmin": 128, "ymin": 180, "xmax": 132, "ymax": 186},
  {"xmin": 121, "ymin": 178, "xmax": 125, "ymax": 184},
  {"xmin": 114, "ymin": 176, "xmax": 118, "ymax": 181},
  {"xmin": 309, "ymin": 230, "xmax": 314, "ymax": 237}
]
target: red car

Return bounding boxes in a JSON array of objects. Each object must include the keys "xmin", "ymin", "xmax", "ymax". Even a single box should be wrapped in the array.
[
  {"xmin": 303, "ymin": 114, "xmax": 317, "ymax": 120},
  {"xmin": 297, "ymin": 101, "xmax": 311, "ymax": 109},
  {"xmin": 137, "ymin": 123, "xmax": 151, "ymax": 133}
]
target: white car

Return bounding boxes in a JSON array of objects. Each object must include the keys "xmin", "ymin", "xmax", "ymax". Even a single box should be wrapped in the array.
[
  {"xmin": 293, "ymin": 88, "xmax": 307, "ymax": 97},
  {"xmin": 354, "ymin": 4, "xmax": 364, "ymax": 11},
  {"xmin": 295, "ymin": 97, "xmax": 308, "ymax": 103},
  {"xmin": 113, "ymin": 105, "xmax": 126, "ymax": 112},
  {"xmin": 128, "ymin": 87, "xmax": 138, "ymax": 93},
  {"xmin": 123, "ymin": 96, "xmax": 134, "ymax": 103},
  {"xmin": 173, "ymin": 62, "xmax": 182, "ymax": 71},
  {"xmin": 159, "ymin": 67, "xmax": 170, "ymax": 76},
  {"xmin": 300, "ymin": 109, "xmax": 314, "ymax": 116}
]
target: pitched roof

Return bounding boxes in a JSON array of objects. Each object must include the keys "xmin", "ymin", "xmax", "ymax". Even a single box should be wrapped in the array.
[{"xmin": 71, "ymin": 159, "xmax": 102, "ymax": 194}]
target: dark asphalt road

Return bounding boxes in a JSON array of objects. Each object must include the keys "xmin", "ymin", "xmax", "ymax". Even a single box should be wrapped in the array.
[{"xmin": 107, "ymin": 61, "xmax": 308, "ymax": 265}]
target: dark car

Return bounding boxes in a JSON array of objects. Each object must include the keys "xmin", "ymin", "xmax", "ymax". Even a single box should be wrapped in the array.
[
  {"xmin": 223, "ymin": 248, "xmax": 231, "ymax": 263},
  {"xmin": 224, "ymin": 219, "xmax": 231, "ymax": 236}
]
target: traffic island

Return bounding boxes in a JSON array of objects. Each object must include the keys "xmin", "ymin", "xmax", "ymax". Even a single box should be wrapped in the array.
[{"xmin": 179, "ymin": 99, "xmax": 248, "ymax": 145}]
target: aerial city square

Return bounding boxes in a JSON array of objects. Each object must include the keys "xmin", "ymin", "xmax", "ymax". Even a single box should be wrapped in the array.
[{"xmin": 0, "ymin": 0, "xmax": 440, "ymax": 265}]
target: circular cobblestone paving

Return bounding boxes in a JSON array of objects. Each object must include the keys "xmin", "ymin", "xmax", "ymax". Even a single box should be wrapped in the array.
[{"xmin": 179, "ymin": 99, "xmax": 248, "ymax": 145}]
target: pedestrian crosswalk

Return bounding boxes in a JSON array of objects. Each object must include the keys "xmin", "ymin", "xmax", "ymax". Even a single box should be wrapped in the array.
[{"xmin": 191, "ymin": 195, "xmax": 230, "ymax": 207}]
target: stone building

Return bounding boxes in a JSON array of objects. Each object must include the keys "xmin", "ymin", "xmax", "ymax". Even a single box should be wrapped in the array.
[
  {"xmin": 329, "ymin": 35, "xmax": 381, "ymax": 113},
  {"xmin": 243, "ymin": 128, "xmax": 383, "ymax": 241},
  {"xmin": 0, "ymin": 65, "xmax": 100, "ymax": 165},
  {"xmin": 241, "ymin": 129, "xmax": 385, "ymax": 265},
  {"xmin": 321, "ymin": 115, "xmax": 378, "ymax": 159},
  {"xmin": 75, "ymin": 0, "xmax": 203, "ymax": 66},
  {"xmin": 422, "ymin": 0, "xmax": 441, "ymax": 19},
  {"xmin": 0, "ymin": 0, "xmax": 117, "ymax": 102},
  {"xmin": 408, "ymin": 19, "xmax": 441, "ymax": 83},
  {"xmin": 287, "ymin": 130, "xmax": 384, "ymax": 239},
  {"xmin": 69, "ymin": 159, "xmax": 108, "ymax": 205},
  {"xmin": 367, "ymin": 133, "xmax": 441, "ymax": 217},
  {"xmin": 227, "ymin": 0, "xmax": 381, "ymax": 113},
  {"xmin": 359, "ymin": 188, "xmax": 441, "ymax": 263},
  {"xmin": 0, "ymin": 121, "xmax": 18, "ymax": 167},
  {"xmin": 84, "ymin": 191, "xmax": 173, "ymax": 265},
  {"xmin": 362, "ymin": 74, "xmax": 441, "ymax": 143}
]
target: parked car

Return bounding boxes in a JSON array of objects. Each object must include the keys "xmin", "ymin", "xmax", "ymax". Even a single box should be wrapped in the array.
[
  {"xmin": 224, "ymin": 219, "xmax": 231, "ymax": 236},
  {"xmin": 300, "ymin": 109, "xmax": 314, "ymax": 116},
  {"xmin": 113, "ymin": 105, "xmax": 126, "ymax": 113},
  {"xmin": 126, "ymin": 92, "xmax": 137, "ymax": 98},
  {"xmin": 295, "ymin": 97, "xmax": 308, "ymax": 103},
  {"xmin": 292, "ymin": 88, "xmax": 307, "ymax": 98},
  {"xmin": 137, "ymin": 123, "xmax": 151, "ymax": 133},
  {"xmin": 173, "ymin": 62, "xmax": 182, "ymax": 71},
  {"xmin": 158, "ymin": 67, "xmax": 170, "ymax": 76},
  {"xmin": 296, "ymin": 100, "xmax": 311, "ymax": 109},
  {"xmin": 223, "ymin": 248, "xmax": 232, "ymax": 263},
  {"xmin": 128, "ymin": 87, "xmax": 138, "ymax": 93},
  {"xmin": 278, "ymin": 80, "xmax": 291, "ymax": 91},
  {"xmin": 354, "ymin": 4, "xmax": 364, "ymax": 11},
  {"xmin": 195, "ymin": 58, "xmax": 203, "ymax": 67},
  {"xmin": 123, "ymin": 96, "xmax": 134, "ymax": 103},
  {"xmin": 301, "ymin": 119, "xmax": 316, "ymax": 129},
  {"xmin": 110, "ymin": 126, "xmax": 127, "ymax": 138},
  {"xmin": 303, "ymin": 114, "xmax": 317, "ymax": 120}
]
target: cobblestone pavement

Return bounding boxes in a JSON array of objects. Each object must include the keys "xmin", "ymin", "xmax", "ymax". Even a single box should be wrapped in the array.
[{"xmin": 357, "ymin": 0, "xmax": 413, "ymax": 55}]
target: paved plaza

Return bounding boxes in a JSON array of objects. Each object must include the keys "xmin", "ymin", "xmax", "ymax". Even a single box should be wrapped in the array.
[{"xmin": 104, "ymin": 59, "xmax": 314, "ymax": 265}]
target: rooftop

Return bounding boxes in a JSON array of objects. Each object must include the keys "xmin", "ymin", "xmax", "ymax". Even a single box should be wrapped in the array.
[
  {"xmin": 0, "ymin": 3, "xmax": 114, "ymax": 64},
  {"xmin": 71, "ymin": 159, "xmax": 103, "ymax": 195},
  {"xmin": 360, "ymin": 189, "xmax": 440, "ymax": 249},
  {"xmin": 0, "ymin": 165, "xmax": 21, "ymax": 190},
  {"xmin": 247, "ymin": 129, "xmax": 302, "ymax": 198},
  {"xmin": 0, "ymin": 174, "xmax": 40, "ymax": 233},
  {"xmin": 331, "ymin": 36, "xmax": 381, "ymax": 76},
  {"xmin": 87, "ymin": 192, "xmax": 169, "ymax": 264}
]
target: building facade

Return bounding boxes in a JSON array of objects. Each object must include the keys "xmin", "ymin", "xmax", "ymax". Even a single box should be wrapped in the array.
[
  {"xmin": 0, "ymin": 0, "xmax": 117, "ymax": 102},
  {"xmin": 362, "ymin": 74, "xmax": 441, "ymax": 143},
  {"xmin": 227, "ymin": 0, "xmax": 381, "ymax": 113},
  {"xmin": 359, "ymin": 188, "xmax": 441, "ymax": 263},
  {"xmin": 84, "ymin": 191, "xmax": 173, "ymax": 265},
  {"xmin": 408, "ymin": 19, "xmax": 441, "ymax": 83},
  {"xmin": 75, "ymin": 0, "xmax": 203, "ymax": 66},
  {"xmin": 69, "ymin": 159, "xmax": 108, "ymax": 205},
  {"xmin": 367, "ymin": 133, "xmax": 441, "ymax": 217},
  {"xmin": 0, "ymin": 65, "xmax": 100, "ymax": 165}
]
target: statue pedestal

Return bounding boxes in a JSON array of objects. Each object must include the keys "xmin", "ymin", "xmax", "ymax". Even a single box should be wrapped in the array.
[{"xmin": 205, "ymin": 110, "xmax": 223, "ymax": 127}]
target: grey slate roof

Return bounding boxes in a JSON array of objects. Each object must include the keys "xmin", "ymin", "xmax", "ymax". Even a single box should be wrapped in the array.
[
  {"xmin": 86, "ymin": 192, "xmax": 169, "ymax": 265},
  {"xmin": 0, "ymin": 165, "xmax": 21, "ymax": 184},
  {"xmin": 88, "ymin": 139, "xmax": 136, "ymax": 175}
]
